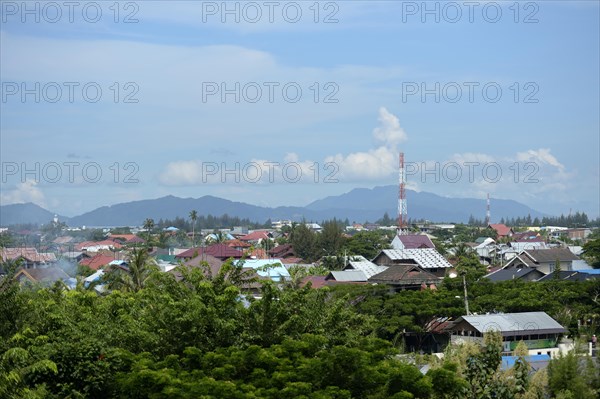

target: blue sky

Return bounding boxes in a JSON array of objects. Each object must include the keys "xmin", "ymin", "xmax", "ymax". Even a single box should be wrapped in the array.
[{"xmin": 1, "ymin": 1, "xmax": 599, "ymax": 219}]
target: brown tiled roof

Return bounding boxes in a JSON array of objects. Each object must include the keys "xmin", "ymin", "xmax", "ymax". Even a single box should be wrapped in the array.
[
  {"xmin": 268, "ymin": 243, "xmax": 296, "ymax": 258},
  {"xmin": 0, "ymin": 248, "xmax": 56, "ymax": 263},
  {"xmin": 369, "ymin": 264, "xmax": 440, "ymax": 285},
  {"xmin": 524, "ymin": 248, "xmax": 579, "ymax": 263},
  {"xmin": 299, "ymin": 276, "xmax": 328, "ymax": 289}
]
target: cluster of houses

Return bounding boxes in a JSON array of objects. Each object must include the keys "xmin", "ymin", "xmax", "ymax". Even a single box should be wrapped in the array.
[{"xmin": 1, "ymin": 221, "xmax": 598, "ymax": 363}]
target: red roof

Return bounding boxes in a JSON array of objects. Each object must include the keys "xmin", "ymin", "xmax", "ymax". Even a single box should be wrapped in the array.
[
  {"xmin": 109, "ymin": 234, "xmax": 145, "ymax": 244},
  {"xmin": 175, "ymin": 243, "xmax": 244, "ymax": 260},
  {"xmin": 226, "ymin": 239, "xmax": 252, "ymax": 248},
  {"xmin": 488, "ymin": 224, "xmax": 513, "ymax": 237},
  {"xmin": 79, "ymin": 253, "xmax": 117, "ymax": 271},
  {"xmin": 239, "ymin": 231, "xmax": 270, "ymax": 242}
]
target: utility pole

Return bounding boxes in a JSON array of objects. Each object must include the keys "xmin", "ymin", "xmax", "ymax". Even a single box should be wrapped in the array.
[{"xmin": 462, "ymin": 274, "xmax": 470, "ymax": 315}]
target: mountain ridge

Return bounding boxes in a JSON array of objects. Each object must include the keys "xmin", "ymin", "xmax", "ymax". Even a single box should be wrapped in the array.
[{"xmin": 0, "ymin": 186, "xmax": 547, "ymax": 227}]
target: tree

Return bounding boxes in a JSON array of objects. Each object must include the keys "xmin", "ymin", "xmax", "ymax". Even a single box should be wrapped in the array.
[
  {"xmin": 318, "ymin": 219, "xmax": 345, "ymax": 258},
  {"xmin": 290, "ymin": 222, "xmax": 317, "ymax": 262},
  {"xmin": 143, "ymin": 218, "xmax": 155, "ymax": 246},
  {"xmin": 189, "ymin": 210, "xmax": 198, "ymax": 247},
  {"xmin": 582, "ymin": 238, "xmax": 600, "ymax": 268},
  {"xmin": 105, "ymin": 248, "xmax": 159, "ymax": 292},
  {"xmin": 547, "ymin": 352, "xmax": 598, "ymax": 399}
]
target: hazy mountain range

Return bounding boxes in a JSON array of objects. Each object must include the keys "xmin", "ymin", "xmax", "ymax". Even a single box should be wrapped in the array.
[{"xmin": 0, "ymin": 185, "xmax": 546, "ymax": 227}]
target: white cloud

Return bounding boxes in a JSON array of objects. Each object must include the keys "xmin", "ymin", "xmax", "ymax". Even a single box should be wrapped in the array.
[
  {"xmin": 516, "ymin": 148, "xmax": 565, "ymax": 172},
  {"xmin": 0, "ymin": 180, "xmax": 46, "ymax": 207},
  {"xmin": 372, "ymin": 107, "xmax": 408, "ymax": 147}
]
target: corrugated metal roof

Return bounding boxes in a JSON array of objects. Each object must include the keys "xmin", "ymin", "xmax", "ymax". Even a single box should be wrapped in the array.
[
  {"xmin": 453, "ymin": 312, "xmax": 566, "ymax": 335},
  {"xmin": 382, "ymin": 248, "xmax": 452, "ymax": 269},
  {"xmin": 328, "ymin": 270, "xmax": 368, "ymax": 282},
  {"xmin": 347, "ymin": 258, "xmax": 388, "ymax": 278}
]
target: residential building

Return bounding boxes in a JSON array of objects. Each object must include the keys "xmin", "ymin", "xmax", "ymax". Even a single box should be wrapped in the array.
[
  {"xmin": 391, "ymin": 234, "xmax": 435, "ymax": 250},
  {"xmin": 372, "ymin": 248, "xmax": 453, "ymax": 277},
  {"xmin": 484, "ymin": 267, "xmax": 545, "ymax": 282},
  {"xmin": 503, "ymin": 248, "xmax": 580, "ymax": 274},
  {"xmin": 488, "ymin": 224, "xmax": 514, "ymax": 238},
  {"xmin": 446, "ymin": 312, "xmax": 568, "ymax": 357}
]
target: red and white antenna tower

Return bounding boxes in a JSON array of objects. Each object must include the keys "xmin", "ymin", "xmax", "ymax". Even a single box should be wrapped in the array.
[
  {"xmin": 486, "ymin": 193, "xmax": 491, "ymax": 225},
  {"xmin": 398, "ymin": 152, "xmax": 407, "ymax": 235}
]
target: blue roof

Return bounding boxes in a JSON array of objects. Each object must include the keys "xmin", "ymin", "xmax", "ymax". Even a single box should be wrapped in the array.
[
  {"xmin": 579, "ymin": 269, "xmax": 600, "ymax": 275},
  {"xmin": 501, "ymin": 355, "xmax": 551, "ymax": 371},
  {"xmin": 235, "ymin": 259, "xmax": 290, "ymax": 282}
]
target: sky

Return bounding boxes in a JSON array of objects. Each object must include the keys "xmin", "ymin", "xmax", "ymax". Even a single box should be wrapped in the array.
[{"xmin": 1, "ymin": 0, "xmax": 599, "ymax": 219}]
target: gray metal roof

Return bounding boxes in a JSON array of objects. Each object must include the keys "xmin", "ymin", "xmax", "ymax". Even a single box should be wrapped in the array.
[
  {"xmin": 382, "ymin": 249, "xmax": 452, "ymax": 269},
  {"xmin": 328, "ymin": 270, "xmax": 368, "ymax": 282},
  {"xmin": 452, "ymin": 312, "xmax": 566, "ymax": 336},
  {"xmin": 346, "ymin": 257, "xmax": 388, "ymax": 278}
]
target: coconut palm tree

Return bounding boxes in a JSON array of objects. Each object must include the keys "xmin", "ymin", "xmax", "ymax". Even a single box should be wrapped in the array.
[
  {"xmin": 143, "ymin": 218, "xmax": 155, "ymax": 246},
  {"xmin": 189, "ymin": 210, "xmax": 198, "ymax": 247},
  {"xmin": 106, "ymin": 248, "xmax": 159, "ymax": 292}
]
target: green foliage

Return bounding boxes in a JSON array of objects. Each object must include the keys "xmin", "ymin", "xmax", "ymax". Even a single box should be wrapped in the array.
[
  {"xmin": 344, "ymin": 230, "xmax": 391, "ymax": 260},
  {"xmin": 289, "ymin": 222, "xmax": 317, "ymax": 261},
  {"xmin": 547, "ymin": 352, "xmax": 599, "ymax": 399},
  {"xmin": 582, "ymin": 238, "xmax": 600, "ymax": 268}
]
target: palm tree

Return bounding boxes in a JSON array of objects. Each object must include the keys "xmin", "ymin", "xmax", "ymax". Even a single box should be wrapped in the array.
[
  {"xmin": 106, "ymin": 248, "xmax": 158, "ymax": 292},
  {"xmin": 189, "ymin": 210, "xmax": 198, "ymax": 247},
  {"xmin": 143, "ymin": 218, "xmax": 155, "ymax": 247}
]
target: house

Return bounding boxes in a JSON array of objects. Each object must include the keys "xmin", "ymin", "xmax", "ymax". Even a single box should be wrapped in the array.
[
  {"xmin": 109, "ymin": 234, "xmax": 145, "ymax": 245},
  {"xmin": 171, "ymin": 254, "xmax": 225, "ymax": 281},
  {"xmin": 391, "ymin": 234, "xmax": 435, "ymax": 250},
  {"xmin": 15, "ymin": 266, "xmax": 71, "ymax": 287},
  {"xmin": 325, "ymin": 270, "xmax": 369, "ymax": 283},
  {"xmin": 372, "ymin": 248, "xmax": 453, "ymax": 277},
  {"xmin": 239, "ymin": 230, "xmax": 272, "ymax": 244},
  {"xmin": 0, "ymin": 247, "xmax": 57, "ymax": 268},
  {"xmin": 268, "ymin": 243, "xmax": 297, "ymax": 259},
  {"xmin": 488, "ymin": 224, "xmax": 514, "ymax": 238},
  {"xmin": 500, "ymin": 355, "xmax": 551, "ymax": 372},
  {"xmin": 563, "ymin": 228, "xmax": 592, "ymax": 241},
  {"xmin": 474, "ymin": 238, "xmax": 497, "ymax": 263},
  {"xmin": 53, "ymin": 236, "xmax": 74, "ymax": 245},
  {"xmin": 484, "ymin": 267, "xmax": 545, "ymax": 282},
  {"xmin": 175, "ymin": 244, "xmax": 244, "ymax": 261},
  {"xmin": 446, "ymin": 311, "xmax": 568, "ymax": 357},
  {"xmin": 76, "ymin": 240, "xmax": 122, "ymax": 252},
  {"xmin": 368, "ymin": 264, "xmax": 440, "ymax": 290},
  {"xmin": 225, "ymin": 239, "xmax": 252, "ymax": 251},
  {"xmin": 536, "ymin": 270, "xmax": 600, "ymax": 282},
  {"xmin": 79, "ymin": 253, "xmax": 119, "ymax": 271},
  {"xmin": 343, "ymin": 255, "xmax": 388, "ymax": 278},
  {"xmin": 511, "ymin": 231, "xmax": 544, "ymax": 243},
  {"xmin": 234, "ymin": 259, "xmax": 290, "ymax": 283},
  {"xmin": 299, "ymin": 275, "xmax": 328, "ymax": 289},
  {"xmin": 503, "ymin": 248, "xmax": 580, "ymax": 274}
]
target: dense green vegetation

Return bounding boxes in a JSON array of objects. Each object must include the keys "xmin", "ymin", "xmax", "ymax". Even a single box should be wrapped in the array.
[{"xmin": 1, "ymin": 257, "xmax": 599, "ymax": 398}]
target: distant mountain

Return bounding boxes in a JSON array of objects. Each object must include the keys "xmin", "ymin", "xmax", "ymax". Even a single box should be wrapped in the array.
[
  {"xmin": 307, "ymin": 186, "xmax": 547, "ymax": 223},
  {"xmin": 0, "ymin": 202, "xmax": 66, "ymax": 226},
  {"xmin": 0, "ymin": 186, "xmax": 547, "ymax": 227}
]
